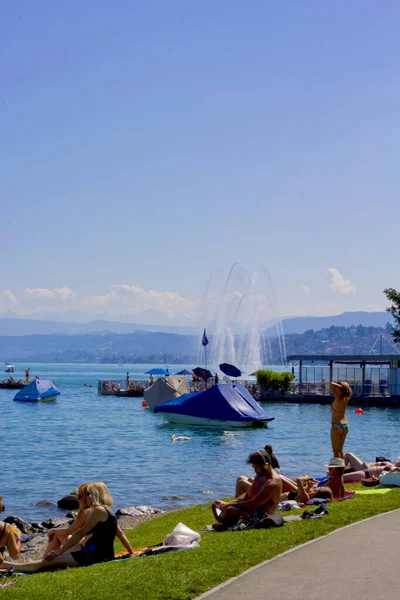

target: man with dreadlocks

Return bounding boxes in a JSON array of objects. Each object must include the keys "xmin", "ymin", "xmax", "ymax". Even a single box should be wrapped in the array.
[{"xmin": 211, "ymin": 450, "xmax": 283, "ymax": 531}]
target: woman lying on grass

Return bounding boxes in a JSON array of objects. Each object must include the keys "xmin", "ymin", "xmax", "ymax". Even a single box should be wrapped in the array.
[
  {"xmin": 343, "ymin": 460, "xmax": 400, "ymax": 483},
  {"xmin": 0, "ymin": 482, "xmax": 128, "ymax": 573},
  {"xmin": 280, "ymin": 477, "xmax": 333, "ymax": 503},
  {"xmin": 344, "ymin": 452, "xmax": 391, "ymax": 471},
  {"xmin": 280, "ymin": 458, "xmax": 346, "ymax": 502}
]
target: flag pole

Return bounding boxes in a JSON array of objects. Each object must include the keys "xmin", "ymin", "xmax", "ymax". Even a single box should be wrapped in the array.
[{"xmin": 202, "ymin": 328, "xmax": 209, "ymax": 372}]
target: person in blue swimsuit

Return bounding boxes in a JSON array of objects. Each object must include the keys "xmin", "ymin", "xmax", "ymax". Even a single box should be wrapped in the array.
[
  {"xmin": 330, "ymin": 381, "xmax": 352, "ymax": 459},
  {"xmin": 0, "ymin": 483, "xmax": 118, "ymax": 573}
]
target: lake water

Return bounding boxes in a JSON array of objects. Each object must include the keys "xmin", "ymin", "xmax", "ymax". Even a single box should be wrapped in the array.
[{"xmin": 1, "ymin": 363, "xmax": 400, "ymax": 522}]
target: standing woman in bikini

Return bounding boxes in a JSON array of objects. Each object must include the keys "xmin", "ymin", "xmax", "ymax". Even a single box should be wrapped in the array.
[{"xmin": 330, "ymin": 381, "xmax": 352, "ymax": 458}]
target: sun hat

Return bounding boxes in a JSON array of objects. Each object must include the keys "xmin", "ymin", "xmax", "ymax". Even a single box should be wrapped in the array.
[{"xmin": 325, "ymin": 457, "xmax": 345, "ymax": 468}]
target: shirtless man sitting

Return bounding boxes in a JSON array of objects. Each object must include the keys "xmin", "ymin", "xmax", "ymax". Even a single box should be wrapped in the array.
[{"xmin": 212, "ymin": 450, "xmax": 283, "ymax": 531}]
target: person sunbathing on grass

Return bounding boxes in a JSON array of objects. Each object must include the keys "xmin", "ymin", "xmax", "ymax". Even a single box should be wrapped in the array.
[
  {"xmin": 0, "ymin": 482, "xmax": 121, "ymax": 573},
  {"xmin": 343, "ymin": 460, "xmax": 400, "ymax": 483},
  {"xmin": 279, "ymin": 458, "xmax": 347, "ymax": 502},
  {"xmin": 212, "ymin": 450, "xmax": 282, "ymax": 531},
  {"xmin": 44, "ymin": 482, "xmax": 92, "ymax": 557},
  {"xmin": 0, "ymin": 496, "xmax": 21, "ymax": 562},
  {"xmin": 280, "ymin": 477, "xmax": 333, "ymax": 504},
  {"xmin": 344, "ymin": 452, "xmax": 393, "ymax": 471},
  {"xmin": 44, "ymin": 482, "xmax": 134, "ymax": 560}
]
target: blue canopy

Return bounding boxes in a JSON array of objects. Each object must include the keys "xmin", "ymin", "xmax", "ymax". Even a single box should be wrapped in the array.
[
  {"xmin": 14, "ymin": 379, "xmax": 60, "ymax": 402},
  {"xmin": 174, "ymin": 369, "xmax": 193, "ymax": 376},
  {"xmin": 154, "ymin": 383, "xmax": 274, "ymax": 423},
  {"xmin": 145, "ymin": 368, "xmax": 170, "ymax": 376}
]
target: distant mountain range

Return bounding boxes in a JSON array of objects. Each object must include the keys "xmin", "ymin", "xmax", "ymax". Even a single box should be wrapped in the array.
[
  {"xmin": 278, "ymin": 311, "xmax": 391, "ymax": 335},
  {"xmin": 0, "ymin": 311, "xmax": 391, "ymax": 337},
  {"xmin": 0, "ymin": 318, "xmax": 198, "ymax": 336},
  {"xmin": 0, "ymin": 322, "xmax": 395, "ymax": 365},
  {"xmin": 0, "ymin": 312, "xmax": 395, "ymax": 365}
]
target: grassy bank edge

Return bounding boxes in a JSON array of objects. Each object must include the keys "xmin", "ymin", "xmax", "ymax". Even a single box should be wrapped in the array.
[{"xmin": 5, "ymin": 485, "xmax": 400, "ymax": 600}]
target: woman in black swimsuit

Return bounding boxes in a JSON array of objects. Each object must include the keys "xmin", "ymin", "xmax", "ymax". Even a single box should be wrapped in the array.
[
  {"xmin": 0, "ymin": 496, "xmax": 21, "ymax": 562},
  {"xmin": 0, "ymin": 483, "xmax": 118, "ymax": 573}
]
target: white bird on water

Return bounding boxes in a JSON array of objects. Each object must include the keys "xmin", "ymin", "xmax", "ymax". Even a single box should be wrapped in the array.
[{"xmin": 171, "ymin": 434, "xmax": 191, "ymax": 442}]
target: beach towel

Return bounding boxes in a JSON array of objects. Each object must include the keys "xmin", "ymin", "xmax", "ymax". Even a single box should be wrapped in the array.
[
  {"xmin": 342, "ymin": 491, "xmax": 356, "ymax": 499},
  {"xmin": 305, "ymin": 491, "xmax": 355, "ymax": 505},
  {"xmin": 355, "ymin": 488, "xmax": 393, "ymax": 495}
]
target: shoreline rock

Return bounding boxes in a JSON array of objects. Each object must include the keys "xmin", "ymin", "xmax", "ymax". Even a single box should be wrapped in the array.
[{"xmin": 57, "ymin": 490, "xmax": 79, "ymax": 511}]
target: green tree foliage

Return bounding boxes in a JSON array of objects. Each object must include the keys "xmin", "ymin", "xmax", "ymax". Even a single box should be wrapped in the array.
[
  {"xmin": 384, "ymin": 287, "xmax": 400, "ymax": 343},
  {"xmin": 255, "ymin": 369, "xmax": 294, "ymax": 391}
]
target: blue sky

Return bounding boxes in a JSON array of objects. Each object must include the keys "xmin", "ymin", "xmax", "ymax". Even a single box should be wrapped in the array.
[{"xmin": 1, "ymin": 1, "xmax": 399, "ymax": 324}]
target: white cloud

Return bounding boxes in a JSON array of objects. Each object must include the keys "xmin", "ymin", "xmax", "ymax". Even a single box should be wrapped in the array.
[
  {"xmin": 85, "ymin": 290, "xmax": 121, "ymax": 307},
  {"xmin": 326, "ymin": 268, "xmax": 357, "ymax": 295},
  {"xmin": 300, "ymin": 283, "xmax": 311, "ymax": 297},
  {"xmin": 54, "ymin": 287, "xmax": 76, "ymax": 300},
  {"xmin": 84, "ymin": 284, "xmax": 197, "ymax": 320},
  {"xmin": 24, "ymin": 287, "xmax": 76, "ymax": 300}
]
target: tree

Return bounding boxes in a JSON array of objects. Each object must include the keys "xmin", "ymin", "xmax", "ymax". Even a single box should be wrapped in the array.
[
  {"xmin": 255, "ymin": 369, "xmax": 294, "ymax": 391},
  {"xmin": 383, "ymin": 288, "xmax": 400, "ymax": 343}
]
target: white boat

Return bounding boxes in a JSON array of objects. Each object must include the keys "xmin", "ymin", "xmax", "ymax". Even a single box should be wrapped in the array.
[
  {"xmin": 155, "ymin": 412, "xmax": 268, "ymax": 428},
  {"xmin": 154, "ymin": 383, "xmax": 274, "ymax": 428}
]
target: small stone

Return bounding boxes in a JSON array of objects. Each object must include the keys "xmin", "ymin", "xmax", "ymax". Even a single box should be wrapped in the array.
[
  {"xmin": 33, "ymin": 500, "xmax": 55, "ymax": 506},
  {"xmin": 135, "ymin": 505, "xmax": 163, "ymax": 515},
  {"xmin": 161, "ymin": 495, "xmax": 187, "ymax": 501},
  {"xmin": 30, "ymin": 523, "xmax": 46, "ymax": 533},
  {"xmin": 41, "ymin": 518, "xmax": 71, "ymax": 529},
  {"xmin": 115, "ymin": 507, "xmax": 142, "ymax": 517}
]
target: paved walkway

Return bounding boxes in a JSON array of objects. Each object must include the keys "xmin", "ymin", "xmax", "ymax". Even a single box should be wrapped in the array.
[{"xmin": 196, "ymin": 509, "xmax": 400, "ymax": 600}]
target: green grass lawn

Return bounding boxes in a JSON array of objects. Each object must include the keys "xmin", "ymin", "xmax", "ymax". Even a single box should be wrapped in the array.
[{"xmin": 4, "ymin": 485, "xmax": 400, "ymax": 600}]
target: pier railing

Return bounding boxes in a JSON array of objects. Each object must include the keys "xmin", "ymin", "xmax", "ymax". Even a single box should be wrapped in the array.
[{"xmin": 259, "ymin": 381, "xmax": 400, "ymax": 398}]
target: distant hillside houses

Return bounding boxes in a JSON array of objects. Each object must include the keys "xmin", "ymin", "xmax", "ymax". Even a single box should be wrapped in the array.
[
  {"xmin": 281, "ymin": 323, "xmax": 395, "ymax": 357},
  {"xmin": 0, "ymin": 322, "xmax": 397, "ymax": 364}
]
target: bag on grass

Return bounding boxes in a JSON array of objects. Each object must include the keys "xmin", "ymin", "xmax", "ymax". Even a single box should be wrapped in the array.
[
  {"xmin": 379, "ymin": 470, "xmax": 400, "ymax": 487},
  {"xmin": 162, "ymin": 523, "xmax": 201, "ymax": 548}
]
